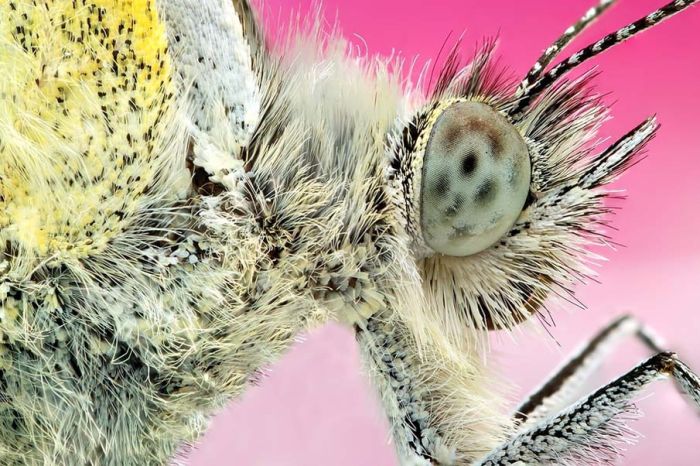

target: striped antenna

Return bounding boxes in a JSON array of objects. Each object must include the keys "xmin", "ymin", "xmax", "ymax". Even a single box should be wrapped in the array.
[
  {"xmin": 511, "ymin": 0, "xmax": 698, "ymax": 119},
  {"xmin": 516, "ymin": 0, "xmax": 619, "ymax": 96},
  {"xmin": 580, "ymin": 117, "xmax": 658, "ymax": 189}
]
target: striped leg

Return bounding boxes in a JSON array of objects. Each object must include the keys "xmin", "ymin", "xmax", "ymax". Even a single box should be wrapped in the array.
[
  {"xmin": 476, "ymin": 352, "xmax": 700, "ymax": 465},
  {"xmin": 514, "ymin": 314, "xmax": 664, "ymax": 426},
  {"xmin": 356, "ymin": 310, "xmax": 510, "ymax": 466}
]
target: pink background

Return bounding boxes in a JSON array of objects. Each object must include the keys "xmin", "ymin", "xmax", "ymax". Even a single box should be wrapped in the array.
[{"xmin": 186, "ymin": 1, "xmax": 700, "ymax": 465}]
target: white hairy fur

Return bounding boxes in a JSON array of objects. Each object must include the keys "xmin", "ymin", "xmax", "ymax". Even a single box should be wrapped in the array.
[
  {"xmin": 0, "ymin": 1, "xmax": 697, "ymax": 465},
  {"xmin": 0, "ymin": 1, "xmax": 505, "ymax": 463}
]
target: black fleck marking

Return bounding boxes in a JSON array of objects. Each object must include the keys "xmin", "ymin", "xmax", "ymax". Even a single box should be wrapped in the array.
[
  {"xmin": 475, "ymin": 179, "xmax": 497, "ymax": 205},
  {"xmin": 522, "ymin": 190, "xmax": 537, "ymax": 210}
]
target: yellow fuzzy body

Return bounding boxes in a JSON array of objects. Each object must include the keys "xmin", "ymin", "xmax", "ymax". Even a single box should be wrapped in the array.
[
  {"xmin": 0, "ymin": 2, "xmax": 195, "ymax": 463},
  {"xmin": 0, "ymin": 0, "xmax": 173, "ymax": 263}
]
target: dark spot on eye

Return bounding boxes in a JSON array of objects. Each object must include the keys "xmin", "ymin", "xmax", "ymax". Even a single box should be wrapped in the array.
[
  {"xmin": 461, "ymin": 152, "xmax": 478, "ymax": 176},
  {"xmin": 432, "ymin": 172, "xmax": 451, "ymax": 197},
  {"xmin": 475, "ymin": 179, "xmax": 497, "ymax": 205}
]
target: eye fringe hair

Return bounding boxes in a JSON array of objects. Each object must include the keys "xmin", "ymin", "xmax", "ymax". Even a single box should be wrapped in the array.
[{"xmin": 399, "ymin": 0, "xmax": 697, "ymax": 344}]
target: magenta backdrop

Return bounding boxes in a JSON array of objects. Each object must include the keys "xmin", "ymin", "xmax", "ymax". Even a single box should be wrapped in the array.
[{"xmin": 186, "ymin": 1, "xmax": 700, "ymax": 465}]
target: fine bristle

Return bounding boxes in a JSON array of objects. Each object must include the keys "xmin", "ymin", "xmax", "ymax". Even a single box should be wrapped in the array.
[
  {"xmin": 0, "ymin": 1, "xmax": 695, "ymax": 464},
  {"xmin": 397, "ymin": 44, "xmax": 652, "ymax": 344}
]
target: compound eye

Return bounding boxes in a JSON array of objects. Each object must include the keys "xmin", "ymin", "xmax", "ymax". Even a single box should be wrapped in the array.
[{"xmin": 420, "ymin": 101, "xmax": 531, "ymax": 256}]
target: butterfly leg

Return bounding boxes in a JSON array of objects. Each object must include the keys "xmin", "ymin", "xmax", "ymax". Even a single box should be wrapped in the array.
[
  {"xmin": 356, "ymin": 310, "xmax": 512, "ymax": 466},
  {"xmin": 514, "ymin": 314, "xmax": 665, "ymax": 426},
  {"xmin": 475, "ymin": 351, "xmax": 700, "ymax": 465}
]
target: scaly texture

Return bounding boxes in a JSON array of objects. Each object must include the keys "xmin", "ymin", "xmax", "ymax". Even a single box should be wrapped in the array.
[
  {"xmin": 0, "ymin": 1, "xmax": 462, "ymax": 463},
  {"xmin": 0, "ymin": 1, "xmax": 698, "ymax": 465}
]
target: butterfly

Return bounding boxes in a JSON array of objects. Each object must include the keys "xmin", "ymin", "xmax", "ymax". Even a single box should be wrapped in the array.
[{"xmin": 0, "ymin": 0, "xmax": 698, "ymax": 464}]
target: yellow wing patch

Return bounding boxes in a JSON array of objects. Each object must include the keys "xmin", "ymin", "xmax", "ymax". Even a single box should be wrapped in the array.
[{"xmin": 0, "ymin": 0, "xmax": 175, "ymax": 265}]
